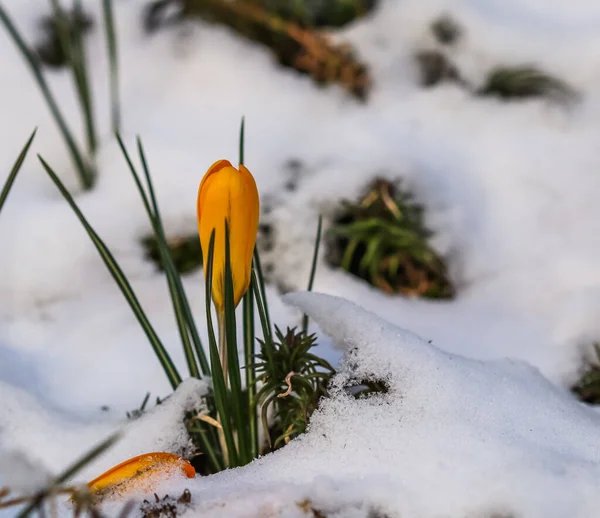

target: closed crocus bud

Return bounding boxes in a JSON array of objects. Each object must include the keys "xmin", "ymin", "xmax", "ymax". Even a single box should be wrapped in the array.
[{"xmin": 197, "ymin": 159, "xmax": 260, "ymax": 313}]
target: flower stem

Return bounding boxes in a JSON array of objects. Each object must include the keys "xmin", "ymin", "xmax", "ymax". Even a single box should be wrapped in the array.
[{"xmin": 216, "ymin": 309, "xmax": 229, "ymax": 465}]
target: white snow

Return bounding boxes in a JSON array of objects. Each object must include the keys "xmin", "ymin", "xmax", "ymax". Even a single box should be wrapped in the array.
[
  {"xmin": 2, "ymin": 0, "xmax": 600, "ymax": 515},
  {"xmin": 94, "ymin": 293, "xmax": 600, "ymax": 518}
]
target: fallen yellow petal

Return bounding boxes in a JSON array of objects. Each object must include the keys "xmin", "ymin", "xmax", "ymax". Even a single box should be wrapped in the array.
[{"xmin": 86, "ymin": 452, "xmax": 195, "ymax": 499}]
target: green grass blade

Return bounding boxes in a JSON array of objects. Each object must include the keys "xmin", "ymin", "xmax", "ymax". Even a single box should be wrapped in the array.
[
  {"xmin": 238, "ymin": 116, "xmax": 245, "ymax": 165},
  {"xmin": 0, "ymin": 129, "xmax": 37, "ymax": 215},
  {"xmin": 187, "ymin": 425, "xmax": 223, "ymax": 473},
  {"xmin": 242, "ymin": 272, "xmax": 258, "ymax": 458},
  {"xmin": 238, "ymin": 114, "xmax": 257, "ymax": 458},
  {"xmin": 0, "ymin": 5, "xmax": 94, "ymax": 189},
  {"xmin": 102, "ymin": 0, "xmax": 120, "ymax": 133},
  {"xmin": 205, "ymin": 230, "xmax": 238, "ymax": 466},
  {"xmin": 223, "ymin": 221, "xmax": 250, "ymax": 465},
  {"xmin": 38, "ymin": 155, "xmax": 181, "ymax": 388},
  {"xmin": 115, "ymin": 133, "xmax": 210, "ymax": 375},
  {"xmin": 16, "ymin": 432, "xmax": 120, "ymax": 518},
  {"xmin": 49, "ymin": 0, "xmax": 72, "ymax": 64},
  {"xmin": 251, "ymin": 271, "xmax": 275, "ymax": 382},
  {"xmin": 140, "ymin": 142, "xmax": 208, "ymax": 374},
  {"xmin": 55, "ymin": 433, "xmax": 121, "ymax": 485},
  {"xmin": 302, "ymin": 215, "xmax": 322, "ymax": 335},
  {"xmin": 49, "ymin": 0, "xmax": 96, "ymax": 156},
  {"xmin": 71, "ymin": 0, "xmax": 96, "ymax": 156},
  {"xmin": 116, "ymin": 134, "xmax": 209, "ymax": 377},
  {"xmin": 133, "ymin": 137, "xmax": 200, "ymax": 379},
  {"xmin": 252, "ymin": 249, "xmax": 271, "ymax": 335}
]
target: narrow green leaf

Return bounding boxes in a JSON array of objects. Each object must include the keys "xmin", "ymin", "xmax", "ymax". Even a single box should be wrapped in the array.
[
  {"xmin": 55, "ymin": 433, "xmax": 121, "ymax": 486},
  {"xmin": 239, "ymin": 116, "xmax": 245, "ymax": 166},
  {"xmin": 243, "ymin": 272, "xmax": 257, "ymax": 458},
  {"xmin": 302, "ymin": 215, "xmax": 322, "ymax": 335},
  {"xmin": 135, "ymin": 137, "xmax": 200, "ymax": 379},
  {"xmin": 205, "ymin": 230, "xmax": 238, "ymax": 466},
  {"xmin": 17, "ymin": 432, "xmax": 120, "ymax": 518},
  {"xmin": 38, "ymin": 155, "xmax": 181, "ymax": 388},
  {"xmin": 223, "ymin": 221, "xmax": 250, "ymax": 465},
  {"xmin": 0, "ymin": 129, "xmax": 37, "ymax": 215},
  {"xmin": 102, "ymin": 0, "xmax": 120, "ymax": 133},
  {"xmin": 252, "ymin": 249, "xmax": 271, "ymax": 336},
  {"xmin": 71, "ymin": 0, "xmax": 96, "ymax": 156},
  {"xmin": 0, "ymin": 5, "xmax": 93, "ymax": 189},
  {"xmin": 341, "ymin": 237, "xmax": 359, "ymax": 271},
  {"xmin": 188, "ymin": 424, "xmax": 222, "ymax": 473},
  {"xmin": 116, "ymin": 134, "xmax": 209, "ymax": 376},
  {"xmin": 238, "ymin": 114, "xmax": 258, "ymax": 459},
  {"xmin": 252, "ymin": 272, "xmax": 273, "ymax": 363},
  {"xmin": 51, "ymin": 0, "xmax": 96, "ymax": 157},
  {"xmin": 117, "ymin": 135, "xmax": 196, "ymax": 378},
  {"xmin": 359, "ymin": 235, "xmax": 383, "ymax": 274}
]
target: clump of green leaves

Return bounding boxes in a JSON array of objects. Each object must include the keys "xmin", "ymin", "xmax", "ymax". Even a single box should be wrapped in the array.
[
  {"xmin": 255, "ymin": 326, "xmax": 335, "ymax": 450},
  {"xmin": 141, "ymin": 233, "xmax": 202, "ymax": 275},
  {"xmin": 34, "ymin": 6, "xmax": 93, "ymax": 68},
  {"xmin": 478, "ymin": 66, "xmax": 577, "ymax": 102},
  {"xmin": 328, "ymin": 178, "xmax": 454, "ymax": 299},
  {"xmin": 572, "ymin": 344, "xmax": 600, "ymax": 404}
]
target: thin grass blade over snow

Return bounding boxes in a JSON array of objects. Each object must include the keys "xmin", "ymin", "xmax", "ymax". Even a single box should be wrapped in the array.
[
  {"xmin": 302, "ymin": 214, "xmax": 323, "ymax": 335},
  {"xmin": 0, "ymin": 130, "xmax": 37, "ymax": 215},
  {"xmin": 102, "ymin": 0, "xmax": 120, "ymax": 133},
  {"xmin": 37, "ymin": 155, "xmax": 182, "ymax": 389},
  {"xmin": 0, "ymin": 432, "xmax": 121, "ymax": 518}
]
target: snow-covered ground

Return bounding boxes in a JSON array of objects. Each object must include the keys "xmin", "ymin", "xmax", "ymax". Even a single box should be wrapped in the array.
[{"xmin": 3, "ymin": 0, "xmax": 600, "ymax": 516}]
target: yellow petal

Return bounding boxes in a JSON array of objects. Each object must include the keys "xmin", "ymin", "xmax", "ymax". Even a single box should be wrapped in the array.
[
  {"xmin": 197, "ymin": 160, "xmax": 260, "ymax": 312},
  {"xmin": 86, "ymin": 452, "xmax": 195, "ymax": 499}
]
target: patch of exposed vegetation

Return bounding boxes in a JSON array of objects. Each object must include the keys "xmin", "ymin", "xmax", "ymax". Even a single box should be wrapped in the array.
[
  {"xmin": 327, "ymin": 178, "xmax": 455, "ymax": 299},
  {"xmin": 572, "ymin": 344, "xmax": 600, "ymax": 404},
  {"xmin": 477, "ymin": 66, "xmax": 577, "ymax": 102},
  {"xmin": 144, "ymin": 0, "xmax": 371, "ymax": 100},
  {"xmin": 256, "ymin": 326, "xmax": 335, "ymax": 450},
  {"xmin": 142, "ymin": 233, "xmax": 202, "ymax": 275}
]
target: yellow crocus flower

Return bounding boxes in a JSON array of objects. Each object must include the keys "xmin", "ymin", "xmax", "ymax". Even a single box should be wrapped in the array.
[{"xmin": 197, "ymin": 159, "xmax": 260, "ymax": 313}]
